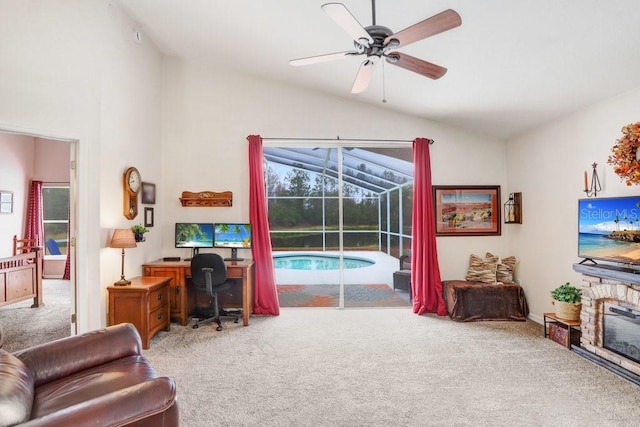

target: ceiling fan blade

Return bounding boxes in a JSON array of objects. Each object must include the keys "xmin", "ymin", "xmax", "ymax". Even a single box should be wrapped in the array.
[
  {"xmin": 386, "ymin": 52, "xmax": 447, "ymax": 79},
  {"xmin": 322, "ymin": 3, "xmax": 373, "ymax": 46},
  {"xmin": 351, "ymin": 58, "xmax": 378, "ymax": 94},
  {"xmin": 290, "ymin": 51, "xmax": 359, "ymax": 67},
  {"xmin": 384, "ymin": 9, "xmax": 461, "ymax": 49}
]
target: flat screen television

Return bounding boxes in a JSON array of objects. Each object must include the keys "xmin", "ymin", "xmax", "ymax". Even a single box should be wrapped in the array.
[
  {"xmin": 214, "ymin": 223, "xmax": 252, "ymax": 261},
  {"xmin": 578, "ymin": 196, "xmax": 640, "ymax": 265},
  {"xmin": 175, "ymin": 223, "xmax": 214, "ymax": 257}
]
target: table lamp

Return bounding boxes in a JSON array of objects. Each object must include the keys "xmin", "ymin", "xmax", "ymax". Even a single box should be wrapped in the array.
[{"xmin": 109, "ymin": 228, "xmax": 137, "ymax": 286}]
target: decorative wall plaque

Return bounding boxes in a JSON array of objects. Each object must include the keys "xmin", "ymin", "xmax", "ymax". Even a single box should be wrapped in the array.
[{"xmin": 179, "ymin": 191, "xmax": 233, "ymax": 207}]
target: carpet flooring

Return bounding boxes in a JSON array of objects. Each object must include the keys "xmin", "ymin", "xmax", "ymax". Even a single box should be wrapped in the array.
[
  {"xmin": 277, "ymin": 284, "xmax": 411, "ymax": 307},
  {"xmin": 145, "ymin": 309, "xmax": 640, "ymax": 426},
  {"xmin": 0, "ymin": 279, "xmax": 71, "ymax": 352}
]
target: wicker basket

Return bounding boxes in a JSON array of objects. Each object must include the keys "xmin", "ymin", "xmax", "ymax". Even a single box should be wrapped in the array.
[{"xmin": 553, "ymin": 300, "xmax": 581, "ymax": 321}]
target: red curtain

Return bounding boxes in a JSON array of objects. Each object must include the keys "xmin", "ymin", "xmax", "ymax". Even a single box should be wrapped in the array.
[
  {"xmin": 247, "ymin": 135, "xmax": 280, "ymax": 315},
  {"xmin": 411, "ymin": 138, "xmax": 446, "ymax": 315},
  {"xmin": 25, "ymin": 180, "xmax": 44, "ymax": 248}
]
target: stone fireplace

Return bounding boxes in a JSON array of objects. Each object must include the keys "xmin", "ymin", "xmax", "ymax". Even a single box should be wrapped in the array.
[
  {"xmin": 574, "ymin": 263, "xmax": 640, "ymax": 380},
  {"xmin": 602, "ymin": 302, "xmax": 640, "ymax": 364}
]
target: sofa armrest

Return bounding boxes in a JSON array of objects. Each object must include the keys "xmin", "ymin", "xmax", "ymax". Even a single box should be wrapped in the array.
[
  {"xmin": 15, "ymin": 323, "xmax": 142, "ymax": 387},
  {"xmin": 19, "ymin": 377, "xmax": 177, "ymax": 427}
]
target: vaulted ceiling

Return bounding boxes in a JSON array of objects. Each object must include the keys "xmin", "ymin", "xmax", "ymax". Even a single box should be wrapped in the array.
[{"xmin": 118, "ymin": 0, "xmax": 640, "ymax": 140}]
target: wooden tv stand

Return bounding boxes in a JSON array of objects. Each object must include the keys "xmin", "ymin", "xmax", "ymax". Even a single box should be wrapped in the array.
[{"xmin": 142, "ymin": 259, "xmax": 253, "ymax": 327}]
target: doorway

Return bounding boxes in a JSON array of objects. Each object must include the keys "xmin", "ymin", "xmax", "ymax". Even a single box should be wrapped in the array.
[
  {"xmin": 263, "ymin": 143, "xmax": 413, "ymax": 308},
  {"xmin": 0, "ymin": 129, "xmax": 77, "ymax": 345}
]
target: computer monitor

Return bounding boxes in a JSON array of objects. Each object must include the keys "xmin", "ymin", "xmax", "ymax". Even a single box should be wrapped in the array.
[
  {"xmin": 213, "ymin": 223, "xmax": 252, "ymax": 261},
  {"xmin": 175, "ymin": 223, "xmax": 214, "ymax": 258}
]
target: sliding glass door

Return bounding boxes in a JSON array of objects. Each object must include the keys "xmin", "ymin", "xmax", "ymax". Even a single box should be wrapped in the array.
[{"xmin": 264, "ymin": 143, "xmax": 413, "ymax": 308}]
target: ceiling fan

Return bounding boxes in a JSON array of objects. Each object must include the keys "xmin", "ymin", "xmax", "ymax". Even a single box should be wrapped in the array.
[{"xmin": 290, "ymin": 1, "xmax": 461, "ymax": 94}]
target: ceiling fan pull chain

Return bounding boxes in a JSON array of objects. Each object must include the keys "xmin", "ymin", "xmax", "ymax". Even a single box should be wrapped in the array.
[{"xmin": 382, "ymin": 60, "xmax": 387, "ymax": 103}]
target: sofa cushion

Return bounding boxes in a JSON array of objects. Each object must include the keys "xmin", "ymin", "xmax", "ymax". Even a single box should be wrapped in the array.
[
  {"xmin": 0, "ymin": 349, "xmax": 35, "ymax": 426},
  {"xmin": 15, "ymin": 323, "xmax": 143, "ymax": 388},
  {"xmin": 31, "ymin": 354, "xmax": 158, "ymax": 419}
]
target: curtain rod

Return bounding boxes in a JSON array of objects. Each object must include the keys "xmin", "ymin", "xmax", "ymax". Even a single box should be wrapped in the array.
[{"xmin": 248, "ymin": 136, "xmax": 434, "ymax": 144}]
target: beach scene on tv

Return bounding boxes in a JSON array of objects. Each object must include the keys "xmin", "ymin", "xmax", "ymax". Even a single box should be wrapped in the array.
[
  {"xmin": 175, "ymin": 223, "xmax": 214, "ymax": 248},
  {"xmin": 578, "ymin": 197, "xmax": 640, "ymax": 263},
  {"xmin": 215, "ymin": 224, "xmax": 252, "ymax": 248}
]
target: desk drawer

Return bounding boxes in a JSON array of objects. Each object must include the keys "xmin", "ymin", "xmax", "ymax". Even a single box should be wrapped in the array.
[
  {"xmin": 149, "ymin": 303, "xmax": 168, "ymax": 331},
  {"xmin": 149, "ymin": 285, "xmax": 169, "ymax": 311}
]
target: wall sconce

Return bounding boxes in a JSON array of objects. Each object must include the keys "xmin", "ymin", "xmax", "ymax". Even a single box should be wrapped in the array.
[
  {"xmin": 109, "ymin": 229, "xmax": 137, "ymax": 286},
  {"xmin": 584, "ymin": 162, "xmax": 602, "ymax": 198},
  {"xmin": 504, "ymin": 192, "xmax": 522, "ymax": 224}
]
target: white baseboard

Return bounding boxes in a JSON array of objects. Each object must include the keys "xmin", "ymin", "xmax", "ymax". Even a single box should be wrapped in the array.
[{"xmin": 528, "ymin": 313, "xmax": 543, "ymax": 324}]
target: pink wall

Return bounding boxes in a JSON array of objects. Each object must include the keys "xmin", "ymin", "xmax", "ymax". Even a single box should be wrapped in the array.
[
  {"xmin": 34, "ymin": 138, "xmax": 70, "ymax": 182},
  {"xmin": 0, "ymin": 133, "xmax": 69, "ymax": 257}
]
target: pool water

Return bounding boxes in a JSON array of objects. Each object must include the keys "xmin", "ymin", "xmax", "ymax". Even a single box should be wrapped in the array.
[{"xmin": 273, "ymin": 254, "xmax": 375, "ymax": 270}]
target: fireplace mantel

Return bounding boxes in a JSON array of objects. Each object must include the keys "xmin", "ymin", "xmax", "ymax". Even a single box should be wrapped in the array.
[{"xmin": 573, "ymin": 262, "xmax": 640, "ymax": 285}]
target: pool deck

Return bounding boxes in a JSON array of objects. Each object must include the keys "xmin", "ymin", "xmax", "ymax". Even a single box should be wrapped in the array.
[{"xmin": 273, "ymin": 250, "xmax": 400, "ymax": 286}]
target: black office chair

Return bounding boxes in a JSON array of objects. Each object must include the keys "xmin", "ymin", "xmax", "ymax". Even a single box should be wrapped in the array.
[{"xmin": 190, "ymin": 253, "xmax": 241, "ymax": 330}]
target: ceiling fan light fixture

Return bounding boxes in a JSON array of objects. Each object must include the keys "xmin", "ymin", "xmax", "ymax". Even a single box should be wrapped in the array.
[
  {"xmin": 356, "ymin": 37, "xmax": 370, "ymax": 48},
  {"xmin": 353, "ymin": 40, "xmax": 367, "ymax": 53},
  {"xmin": 386, "ymin": 38, "xmax": 400, "ymax": 49},
  {"xmin": 385, "ymin": 54, "xmax": 400, "ymax": 64}
]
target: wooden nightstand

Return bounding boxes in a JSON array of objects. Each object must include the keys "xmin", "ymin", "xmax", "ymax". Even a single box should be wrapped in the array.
[{"xmin": 108, "ymin": 276, "xmax": 171, "ymax": 349}]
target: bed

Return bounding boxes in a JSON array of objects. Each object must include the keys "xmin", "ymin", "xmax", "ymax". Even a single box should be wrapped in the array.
[
  {"xmin": 0, "ymin": 251, "xmax": 43, "ymax": 308},
  {"xmin": 442, "ymin": 280, "xmax": 529, "ymax": 322}
]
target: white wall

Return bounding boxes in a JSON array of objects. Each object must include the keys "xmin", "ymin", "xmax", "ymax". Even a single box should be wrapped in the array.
[
  {"xmin": 0, "ymin": 1, "xmax": 517, "ymax": 331},
  {"xmin": 161, "ymin": 58, "xmax": 509, "ymax": 278},
  {"xmin": 507, "ymin": 86, "xmax": 640, "ymax": 321},
  {"xmin": 0, "ymin": 0, "xmax": 163, "ymax": 332}
]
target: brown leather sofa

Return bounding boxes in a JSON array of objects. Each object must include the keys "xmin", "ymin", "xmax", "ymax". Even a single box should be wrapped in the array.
[{"xmin": 0, "ymin": 323, "xmax": 178, "ymax": 426}]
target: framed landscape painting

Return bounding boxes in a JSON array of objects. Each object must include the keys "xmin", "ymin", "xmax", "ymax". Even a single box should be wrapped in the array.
[{"xmin": 433, "ymin": 185, "xmax": 501, "ymax": 236}]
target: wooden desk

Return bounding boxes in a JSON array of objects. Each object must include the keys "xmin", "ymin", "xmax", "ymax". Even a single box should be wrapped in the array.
[
  {"xmin": 107, "ymin": 276, "xmax": 171, "ymax": 349},
  {"xmin": 142, "ymin": 260, "xmax": 253, "ymax": 327}
]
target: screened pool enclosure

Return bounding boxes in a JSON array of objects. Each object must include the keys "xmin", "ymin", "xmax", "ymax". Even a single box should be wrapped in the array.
[{"xmin": 263, "ymin": 145, "xmax": 414, "ymax": 260}]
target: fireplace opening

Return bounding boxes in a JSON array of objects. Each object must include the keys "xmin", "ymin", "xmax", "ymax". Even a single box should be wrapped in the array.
[{"xmin": 603, "ymin": 302, "xmax": 640, "ymax": 364}]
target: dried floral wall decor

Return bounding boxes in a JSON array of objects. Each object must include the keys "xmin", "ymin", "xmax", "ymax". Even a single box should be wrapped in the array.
[{"xmin": 608, "ymin": 121, "xmax": 640, "ymax": 186}]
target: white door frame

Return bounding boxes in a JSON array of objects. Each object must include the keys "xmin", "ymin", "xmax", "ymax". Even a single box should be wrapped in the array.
[{"xmin": 0, "ymin": 126, "xmax": 78, "ymax": 335}]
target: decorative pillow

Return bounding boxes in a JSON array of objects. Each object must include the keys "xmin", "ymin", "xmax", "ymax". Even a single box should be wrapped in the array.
[
  {"xmin": 484, "ymin": 252, "xmax": 499, "ymax": 264},
  {"xmin": 465, "ymin": 254, "xmax": 498, "ymax": 283},
  {"xmin": 497, "ymin": 255, "xmax": 517, "ymax": 283}
]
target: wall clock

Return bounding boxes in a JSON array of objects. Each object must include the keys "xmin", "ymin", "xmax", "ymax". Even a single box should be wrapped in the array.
[{"xmin": 123, "ymin": 166, "xmax": 141, "ymax": 219}]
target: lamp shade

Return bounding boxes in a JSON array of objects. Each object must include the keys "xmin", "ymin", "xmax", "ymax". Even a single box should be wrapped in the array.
[{"xmin": 109, "ymin": 229, "xmax": 137, "ymax": 249}]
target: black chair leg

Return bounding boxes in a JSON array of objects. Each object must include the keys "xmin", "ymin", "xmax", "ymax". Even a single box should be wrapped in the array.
[{"xmin": 192, "ymin": 294, "xmax": 240, "ymax": 330}]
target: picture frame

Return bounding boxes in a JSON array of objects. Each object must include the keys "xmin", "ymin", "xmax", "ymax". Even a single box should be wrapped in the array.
[
  {"xmin": 0, "ymin": 190, "xmax": 13, "ymax": 214},
  {"xmin": 144, "ymin": 207, "xmax": 154, "ymax": 228},
  {"xmin": 433, "ymin": 185, "xmax": 501, "ymax": 236},
  {"xmin": 141, "ymin": 182, "xmax": 156, "ymax": 204}
]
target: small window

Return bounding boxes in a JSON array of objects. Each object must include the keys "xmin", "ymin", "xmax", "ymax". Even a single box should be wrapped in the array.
[{"xmin": 43, "ymin": 185, "xmax": 69, "ymax": 255}]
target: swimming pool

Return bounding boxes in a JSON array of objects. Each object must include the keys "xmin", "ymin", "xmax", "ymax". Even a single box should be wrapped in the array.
[{"xmin": 273, "ymin": 253, "xmax": 376, "ymax": 270}]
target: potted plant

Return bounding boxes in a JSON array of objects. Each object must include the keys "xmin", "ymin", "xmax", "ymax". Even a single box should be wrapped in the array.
[
  {"xmin": 131, "ymin": 224, "xmax": 149, "ymax": 242},
  {"xmin": 551, "ymin": 282, "xmax": 582, "ymax": 321}
]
